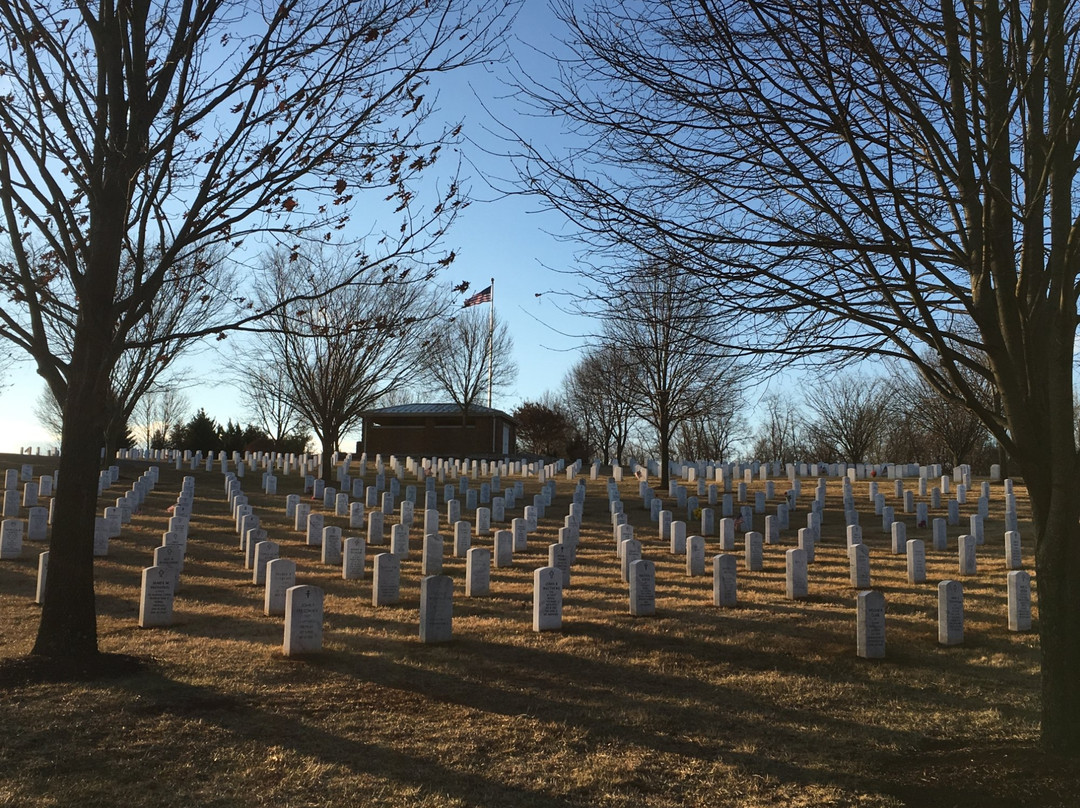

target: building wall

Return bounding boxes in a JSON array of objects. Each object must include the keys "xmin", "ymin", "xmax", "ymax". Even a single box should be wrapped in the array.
[{"xmin": 361, "ymin": 413, "xmax": 516, "ymax": 458}]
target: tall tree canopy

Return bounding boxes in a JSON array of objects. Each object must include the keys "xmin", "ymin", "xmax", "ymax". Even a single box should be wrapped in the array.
[
  {"xmin": 0, "ymin": 0, "xmax": 514, "ymax": 660},
  {"xmin": 515, "ymin": 0, "xmax": 1080, "ymax": 752}
]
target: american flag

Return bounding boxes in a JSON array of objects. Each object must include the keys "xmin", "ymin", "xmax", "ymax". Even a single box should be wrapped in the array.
[{"xmin": 463, "ymin": 285, "xmax": 492, "ymax": 307}]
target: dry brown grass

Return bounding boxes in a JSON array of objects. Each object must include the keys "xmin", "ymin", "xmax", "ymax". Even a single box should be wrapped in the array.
[{"xmin": 0, "ymin": 454, "xmax": 1075, "ymax": 807}]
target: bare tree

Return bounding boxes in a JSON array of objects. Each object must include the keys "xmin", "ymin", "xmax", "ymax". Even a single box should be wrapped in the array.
[
  {"xmin": 751, "ymin": 394, "xmax": 805, "ymax": 465},
  {"xmin": 886, "ymin": 358, "xmax": 993, "ymax": 469},
  {"xmin": 137, "ymin": 385, "xmax": 191, "ymax": 453},
  {"xmin": 33, "ymin": 388, "xmax": 64, "ymax": 444},
  {"xmin": 603, "ymin": 261, "xmax": 741, "ymax": 487},
  {"xmin": 673, "ymin": 394, "xmax": 747, "ymax": 463},
  {"xmin": 802, "ymin": 375, "xmax": 890, "ymax": 464},
  {"xmin": 417, "ymin": 305, "xmax": 516, "ymax": 417},
  {"xmin": 239, "ymin": 361, "xmax": 307, "ymax": 453},
  {"xmin": 256, "ymin": 248, "xmax": 444, "ymax": 481},
  {"xmin": 562, "ymin": 344, "xmax": 636, "ymax": 466},
  {"xmin": 0, "ymin": 0, "xmax": 514, "ymax": 661},
  {"xmin": 511, "ymin": 0, "xmax": 1080, "ymax": 751}
]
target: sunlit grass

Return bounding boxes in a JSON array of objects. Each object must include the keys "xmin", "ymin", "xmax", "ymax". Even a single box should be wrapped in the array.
[{"xmin": 0, "ymin": 455, "xmax": 1072, "ymax": 807}]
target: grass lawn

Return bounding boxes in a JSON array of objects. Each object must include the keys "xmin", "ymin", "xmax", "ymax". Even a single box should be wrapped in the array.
[{"xmin": 1, "ymin": 454, "xmax": 1076, "ymax": 807}]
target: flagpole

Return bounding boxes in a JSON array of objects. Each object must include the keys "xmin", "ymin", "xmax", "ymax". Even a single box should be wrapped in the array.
[{"xmin": 487, "ymin": 276, "xmax": 495, "ymax": 409}]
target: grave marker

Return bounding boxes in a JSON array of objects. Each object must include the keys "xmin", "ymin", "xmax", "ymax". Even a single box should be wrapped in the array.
[
  {"xmin": 390, "ymin": 523, "xmax": 409, "ymax": 559},
  {"xmin": 416, "ymin": 533, "xmax": 442, "ymax": 576},
  {"xmin": 628, "ymin": 558, "xmax": 657, "ymax": 616},
  {"xmin": 849, "ymin": 543, "xmax": 870, "ymax": 589},
  {"xmin": 686, "ymin": 535, "xmax": 705, "ymax": 576},
  {"xmin": 1007, "ymin": 570, "xmax": 1032, "ymax": 632},
  {"xmin": 465, "ymin": 548, "xmax": 490, "ymax": 596},
  {"xmin": 744, "ymin": 531, "xmax": 763, "ymax": 571},
  {"xmin": 154, "ymin": 544, "xmax": 183, "ymax": 591},
  {"xmin": 856, "ymin": 590, "xmax": 886, "ymax": 659},
  {"xmin": 138, "ymin": 566, "xmax": 175, "ymax": 627},
  {"xmin": 35, "ymin": 551, "xmax": 48, "ymax": 604},
  {"xmin": 253, "ymin": 540, "xmax": 280, "ymax": 585},
  {"xmin": 1005, "ymin": 530, "xmax": 1023, "ymax": 570},
  {"xmin": 906, "ymin": 539, "xmax": 926, "ymax": 584},
  {"xmin": 713, "ymin": 554, "xmax": 737, "ymax": 607},
  {"xmin": 322, "ymin": 526, "xmax": 343, "ymax": 565},
  {"xmin": 372, "ymin": 553, "xmax": 401, "ymax": 606},
  {"xmin": 937, "ymin": 580, "xmax": 964, "ymax": 645},
  {"xmin": 532, "ymin": 567, "xmax": 563, "ymax": 631},
  {"xmin": 264, "ymin": 558, "xmax": 297, "ymax": 616},
  {"xmin": 283, "ymin": 586, "xmax": 324, "ymax": 656},
  {"xmin": 785, "ymin": 548, "xmax": 808, "ymax": 599},
  {"xmin": 0, "ymin": 519, "xmax": 23, "ymax": 559},
  {"xmin": 453, "ymin": 520, "xmax": 471, "ymax": 557},
  {"xmin": 419, "ymin": 575, "xmax": 454, "ymax": 643},
  {"xmin": 958, "ymin": 534, "xmax": 977, "ymax": 575}
]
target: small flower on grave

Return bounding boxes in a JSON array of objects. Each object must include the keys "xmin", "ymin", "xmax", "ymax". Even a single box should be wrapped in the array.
[{"xmin": 692, "ymin": 508, "xmax": 702, "ymax": 520}]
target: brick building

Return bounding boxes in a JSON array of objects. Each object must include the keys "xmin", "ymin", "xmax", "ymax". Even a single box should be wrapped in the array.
[{"xmin": 359, "ymin": 403, "xmax": 516, "ymax": 458}]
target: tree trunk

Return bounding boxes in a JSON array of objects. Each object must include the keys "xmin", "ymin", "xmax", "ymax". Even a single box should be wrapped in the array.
[
  {"xmin": 1036, "ymin": 493, "xmax": 1080, "ymax": 754},
  {"xmin": 320, "ymin": 426, "xmax": 340, "ymax": 486},
  {"xmin": 32, "ymin": 345, "xmax": 112, "ymax": 658},
  {"xmin": 1021, "ymin": 430, "xmax": 1080, "ymax": 755},
  {"xmin": 658, "ymin": 409, "xmax": 670, "ymax": 489}
]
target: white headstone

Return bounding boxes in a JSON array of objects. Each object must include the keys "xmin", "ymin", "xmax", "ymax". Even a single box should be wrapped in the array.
[
  {"xmin": 0, "ymin": 518, "xmax": 23, "ymax": 559},
  {"xmin": 153, "ymin": 544, "xmax": 183, "ymax": 591},
  {"xmin": 1, "ymin": 489, "xmax": 18, "ymax": 518},
  {"xmin": 1007, "ymin": 570, "xmax": 1032, "ymax": 632},
  {"xmin": 1004, "ymin": 530, "xmax": 1022, "ymax": 570},
  {"xmin": 419, "ymin": 575, "xmax": 453, "ymax": 643},
  {"xmin": 785, "ymin": 548, "xmax": 808, "ymax": 599},
  {"xmin": 932, "ymin": 518, "xmax": 947, "ymax": 551},
  {"xmin": 306, "ymin": 512, "xmax": 324, "ymax": 547},
  {"xmin": 669, "ymin": 520, "xmax": 687, "ymax": 555},
  {"xmin": 849, "ymin": 543, "xmax": 870, "ymax": 589},
  {"xmin": 453, "ymin": 520, "xmax": 471, "ymax": 557},
  {"xmin": 744, "ymin": 531, "xmax": 763, "ymax": 571},
  {"xmin": 494, "ymin": 529, "xmax": 513, "ymax": 568},
  {"xmin": 797, "ymin": 527, "xmax": 815, "ymax": 564},
  {"xmin": 856, "ymin": 590, "xmax": 886, "ymax": 659},
  {"xmin": 905, "ymin": 539, "xmax": 926, "ymax": 584},
  {"xmin": 372, "ymin": 553, "xmax": 400, "ymax": 606},
  {"xmin": 548, "ymin": 543, "xmax": 571, "ymax": 589},
  {"xmin": 264, "ymin": 558, "xmax": 297, "ymax": 616},
  {"xmin": 958, "ymin": 534, "xmax": 977, "ymax": 575},
  {"xmin": 253, "ymin": 540, "xmax": 280, "ymax": 585},
  {"xmin": 686, "ymin": 535, "xmax": 705, "ymax": 576},
  {"xmin": 35, "ymin": 550, "xmax": 48, "ymax": 604},
  {"xmin": 342, "ymin": 536, "xmax": 366, "ymax": 580},
  {"xmin": 322, "ymin": 526, "xmax": 343, "ymax": 565},
  {"xmin": 465, "ymin": 547, "xmax": 490, "ymax": 596},
  {"xmin": 293, "ymin": 502, "xmax": 311, "ymax": 532},
  {"xmin": 138, "ymin": 566, "xmax": 175, "ymax": 627},
  {"xmin": 937, "ymin": 580, "xmax": 964, "ymax": 645},
  {"xmin": 532, "ymin": 566, "xmax": 563, "ymax": 631},
  {"xmin": 712, "ymin": 554, "xmax": 736, "ymax": 607},
  {"xmin": 890, "ymin": 521, "xmax": 907, "ymax": 554},
  {"xmin": 421, "ymin": 533, "xmax": 444, "ymax": 576},
  {"xmin": 628, "ymin": 558, "xmax": 657, "ymax": 616},
  {"xmin": 620, "ymin": 538, "xmax": 642, "ymax": 582},
  {"xmin": 26, "ymin": 507, "xmax": 48, "ymax": 541},
  {"xmin": 283, "ymin": 585, "xmax": 323, "ymax": 656},
  {"xmin": 390, "ymin": 522, "xmax": 410, "ymax": 559},
  {"xmin": 368, "ymin": 510, "xmax": 385, "ymax": 545}
]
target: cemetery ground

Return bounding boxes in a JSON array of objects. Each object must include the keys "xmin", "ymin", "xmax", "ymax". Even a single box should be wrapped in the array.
[{"xmin": 0, "ymin": 455, "xmax": 1077, "ymax": 807}]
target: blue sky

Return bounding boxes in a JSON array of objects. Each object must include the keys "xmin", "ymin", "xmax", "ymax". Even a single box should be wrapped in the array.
[{"xmin": 0, "ymin": 3, "xmax": 598, "ymax": 454}]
